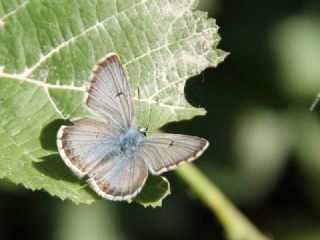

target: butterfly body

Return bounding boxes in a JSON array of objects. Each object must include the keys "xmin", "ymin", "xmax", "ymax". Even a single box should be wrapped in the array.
[
  {"xmin": 57, "ymin": 53, "xmax": 209, "ymax": 201},
  {"xmin": 118, "ymin": 127, "xmax": 144, "ymax": 152}
]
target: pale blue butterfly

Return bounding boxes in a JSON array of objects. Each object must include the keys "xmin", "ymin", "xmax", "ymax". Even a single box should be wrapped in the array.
[{"xmin": 57, "ymin": 54, "xmax": 209, "ymax": 201}]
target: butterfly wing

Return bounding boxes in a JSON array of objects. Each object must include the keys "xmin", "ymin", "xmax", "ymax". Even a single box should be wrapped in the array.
[
  {"xmin": 57, "ymin": 117, "xmax": 120, "ymax": 178},
  {"xmin": 85, "ymin": 53, "xmax": 135, "ymax": 131},
  {"xmin": 140, "ymin": 133, "xmax": 209, "ymax": 175},
  {"xmin": 88, "ymin": 149, "xmax": 148, "ymax": 201}
]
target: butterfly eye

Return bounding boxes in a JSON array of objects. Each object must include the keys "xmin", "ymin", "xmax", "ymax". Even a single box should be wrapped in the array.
[{"xmin": 138, "ymin": 127, "xmax": 148, "ymax": 137}]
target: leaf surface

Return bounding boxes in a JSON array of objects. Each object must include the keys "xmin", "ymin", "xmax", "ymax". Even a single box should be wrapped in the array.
[{"xmin": 0, "ymin": 0, "xmax": 226, "ymax": 205}]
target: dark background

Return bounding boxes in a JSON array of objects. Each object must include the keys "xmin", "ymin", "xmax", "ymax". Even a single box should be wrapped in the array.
[{"xmin": 1, "ymin": 0, "xmax": 320, "ymax": 239}]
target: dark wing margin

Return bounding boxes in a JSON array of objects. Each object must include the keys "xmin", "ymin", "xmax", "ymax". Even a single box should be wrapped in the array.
[
  {"xmin": 140, "ymin": 133, "xmax": 209, "ymax": 175},
  {"xmin": 88, "ymin": 150, "xmax": 148, "ymax": 201},
  {"xmin": 85, "ymin": 53, "xmax": 135, "ymax": 131}
]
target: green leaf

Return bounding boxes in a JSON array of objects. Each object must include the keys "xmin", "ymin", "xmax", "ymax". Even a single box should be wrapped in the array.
[
  {"xmin": 134, "ymin": 175, "xmax": 170, "ymax": 208},
  {"xmin": 0, "ymin": 0, "xmax": 226, "ymax": 205}
]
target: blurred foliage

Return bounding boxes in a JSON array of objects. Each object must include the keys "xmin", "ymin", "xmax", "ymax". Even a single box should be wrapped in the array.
[
  {"xmin": 202, "ymin": 108, "xmax": 294, "ymax": 205},
  {"xmin": 54, "ymin": 201, "xmax": 125, "ymax": 240},
  {"xmin": 271, "ymin": 14, "xmax": 320, "ymax": 101},
  {"xmin": 1, "ymin": 0, "xmax": 320, "ymax": 239}
]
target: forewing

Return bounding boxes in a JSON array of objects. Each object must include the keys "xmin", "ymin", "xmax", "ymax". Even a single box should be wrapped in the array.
[
  {"xmin": 88, "ymin": 150, "xmax": 148, "ymax": 201},
  {"xmin": 57, "ymin": 117, "xmax": 119, "ymax": 178},
  {"xmin": 141, "ymin": 134, "xmax": 209, "ymax": 175},
  {"xmin": 85, "ymin": 54, "xmax": 135, "ymax": 131}
]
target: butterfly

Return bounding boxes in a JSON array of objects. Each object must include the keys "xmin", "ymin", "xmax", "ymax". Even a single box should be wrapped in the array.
[{"xmin": 57, "ymin": 53, "xmax": 209, "ymax": 201}]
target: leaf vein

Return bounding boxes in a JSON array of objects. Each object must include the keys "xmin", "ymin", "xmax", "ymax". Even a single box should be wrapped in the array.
[
  {"xmin": 0, "ymin": 0, "xmax": 29, "ymax": 27},
  {"xmin": 20, "ymin": 0, "xmax": 148, "ymax": 77}
]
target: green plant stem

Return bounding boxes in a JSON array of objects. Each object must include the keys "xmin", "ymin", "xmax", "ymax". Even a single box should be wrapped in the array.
[{"xmin": 176, "ymin": 164, "xmax": 269, "ymax": 240}]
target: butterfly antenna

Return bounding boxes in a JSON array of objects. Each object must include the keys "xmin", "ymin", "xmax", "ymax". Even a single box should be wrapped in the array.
[
  {"xmin": 137, "ymin": 87, "xmax": 141, "ymax": 127},
  {"xmin": 201, "ymin": 71, "xmax": 205, "ymax": 83}
]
